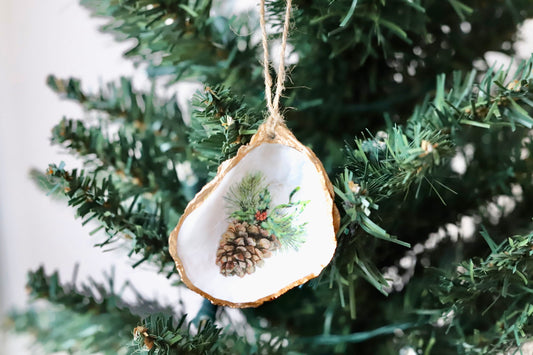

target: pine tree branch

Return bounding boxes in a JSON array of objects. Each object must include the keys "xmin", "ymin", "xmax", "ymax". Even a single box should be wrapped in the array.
[
  {"xmin": 404, "ymin": 230, "xmax": 533, "ymax": 354},
  {"xmin": 47, "ymin": 76, "xmax": 186, "ymax": 132},
  {"xmin": 328, "ymin": 58, "xmax": 533, "ymax": 317},
  {"xmin": 6, "ymin": 267, "xmax": 288, "ymax": 355},
  {"xmin": 48, "ymin": 75, "xmax": 193, "ymax": 207},
  {"xmin": 133, "ymin": 312, "xmax": 290, "ymax": 355},
  {"xmin": 45, "ymin": 163, "xmax": 175, "ymax": 271},
  {"xmin": 189, "ymin": 85, "xmax": 263, "ymax": 176},
  {"xmin": 47, "ymin": 75, "xmax": 188, "ymax": 157},
  {"xmin": 341, "ymin": 57, "xmax": 533, "ymax": 222},
  {"xmin": 6, "ymin": 267, "xmax": 152, "ymax": 354},
  {"xmin": 79, "ymin": 0, "xmax": 262, "ymax": 90},
  {"xmin": 51, "ymin": 117, "xmax": 190, "ymax": 211},
  {"xmin": 345, "ymin": 57, "xmax": 533, "ymax": 205},
  {"xmin": 77, "ymin": 0, "xmax": 533, "ymax": 155},
  {"xmin": 280, "ymin": 0, "xmax": 533, "ymax": 150},
  {"xmin": 269, "ymin": 0, "xmax": 422, "ymax": 59},
  {"xmin": 133, "ymin": 314, "xmax": 228, "ymax": 354},
  {"xmin": 41, "ymin": 76, "xmax": 200, "ymax": 271}
]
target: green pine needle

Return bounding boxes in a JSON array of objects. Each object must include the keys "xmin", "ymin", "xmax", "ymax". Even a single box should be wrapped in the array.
[
  {"xmin": 225, "ymin": 172, "xmax": 269, "ymax": 221},
  {"xmin": 225, "ymin": 172, "xmax": 309, "ymax": 250},
  {"xmin": 262, "ymin": 188, "xmax": 309, "ymax": 251}
]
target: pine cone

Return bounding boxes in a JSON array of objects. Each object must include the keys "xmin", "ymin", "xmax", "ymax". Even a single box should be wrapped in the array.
[{"xmin": 216, "ymin": 221, "xmax": 281, "ymax": 277}]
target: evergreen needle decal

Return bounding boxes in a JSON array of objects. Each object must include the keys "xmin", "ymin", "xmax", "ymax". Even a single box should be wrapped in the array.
[{"xmin": 216, "ymin": 171, "xmax": 308, "ymax": 277}]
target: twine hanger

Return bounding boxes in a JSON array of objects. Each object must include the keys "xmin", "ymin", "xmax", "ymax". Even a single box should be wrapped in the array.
[{"xmin": 259, "ymin": 0, "xmax": 292, "ymax": 137}]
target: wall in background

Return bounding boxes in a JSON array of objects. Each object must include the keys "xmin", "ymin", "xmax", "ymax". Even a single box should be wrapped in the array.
[{"xmin": 0, "ymin": 1, "xmax": 202, "ymax": 354}]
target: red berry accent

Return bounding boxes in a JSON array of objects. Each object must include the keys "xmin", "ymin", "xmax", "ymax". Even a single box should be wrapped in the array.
[{"xmin": 255, "ymin": 210, "xmax": 267, "ymax": 222}]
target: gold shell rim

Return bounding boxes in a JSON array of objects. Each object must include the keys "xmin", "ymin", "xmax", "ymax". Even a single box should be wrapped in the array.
[{"xmin": 168, "ymin": 122, "xmax": 340, "ymax": 308}]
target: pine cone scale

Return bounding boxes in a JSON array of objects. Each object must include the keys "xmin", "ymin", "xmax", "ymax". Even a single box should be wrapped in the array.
[{"xmin": 216, "ymin": 221, "xmax": 280, "ymax": 277}]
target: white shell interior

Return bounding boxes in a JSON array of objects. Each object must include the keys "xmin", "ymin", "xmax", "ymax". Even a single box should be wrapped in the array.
[{"xmin": 176, "ymin": 143, "xmax": 336, "ymax": 304}]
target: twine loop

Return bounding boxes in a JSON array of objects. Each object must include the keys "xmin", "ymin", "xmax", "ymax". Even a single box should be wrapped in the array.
[{"xmin": 259, "ymin": 0, "xmax": 292, "ymax": 136}]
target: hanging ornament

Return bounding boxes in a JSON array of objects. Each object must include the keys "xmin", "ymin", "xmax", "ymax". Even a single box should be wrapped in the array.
[{"xmin": 169, "ymin": 0, "xmax": 339, "ymax": 307}]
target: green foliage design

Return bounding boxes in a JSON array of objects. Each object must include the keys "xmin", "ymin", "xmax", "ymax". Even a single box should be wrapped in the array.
[{"xmin": 225, "ymin": 171, "xmax": 309, "ymax": 250}]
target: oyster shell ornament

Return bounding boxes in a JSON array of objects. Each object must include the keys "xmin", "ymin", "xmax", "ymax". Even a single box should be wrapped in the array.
[{"xmin": 168, "ymin": 0, "xmax": 339, "ymax": 308}]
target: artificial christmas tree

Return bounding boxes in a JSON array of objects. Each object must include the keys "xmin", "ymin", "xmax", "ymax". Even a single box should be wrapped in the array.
[{"xmin": 5, "ymin": 0, "xmax": 533, "ymax": 353}]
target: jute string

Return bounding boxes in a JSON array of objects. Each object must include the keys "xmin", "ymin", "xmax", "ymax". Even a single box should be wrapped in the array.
[{"xmin": 259, "ymin": 0, "xmax": 292, "ymax": 135}]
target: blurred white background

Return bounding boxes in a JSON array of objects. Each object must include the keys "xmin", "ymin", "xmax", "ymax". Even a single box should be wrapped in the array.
[
  {"xmin": 0, "ymin": 1, "xmax": 205, "ymax": 353},
  {"xmin": 0, "ymin": 0, "xmax": 532, "ymax": 354}
]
